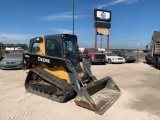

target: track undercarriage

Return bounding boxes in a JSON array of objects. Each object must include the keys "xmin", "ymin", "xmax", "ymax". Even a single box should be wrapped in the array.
[{"xmin": 25, "ymin": 69, "xmax": 75, "ymax": 102}]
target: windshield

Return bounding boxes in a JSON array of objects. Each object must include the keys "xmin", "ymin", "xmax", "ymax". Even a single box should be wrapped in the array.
[
  {"xmin": 63, "ymin": 37, "xmax": 78, "ymax": 59},
  {"xmin": 106, "ymin": 53, "xmax": 117, "ymax": 56},
  {"xmin": 7, "ymin": 53, "xmax": 22, "ymax": 58},
  {"xmin": 46, "ymin": 38, "xmax": 61, "ymax": 57},
  {"xmin": 87, "ymin": 49, "xmax": 100, "ymax": 53}
]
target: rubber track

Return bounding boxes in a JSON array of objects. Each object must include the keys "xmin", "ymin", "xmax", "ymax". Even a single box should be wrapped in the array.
[{"xmin": 25, "ymin": 69, "xmax": 75, "ymax": 103}]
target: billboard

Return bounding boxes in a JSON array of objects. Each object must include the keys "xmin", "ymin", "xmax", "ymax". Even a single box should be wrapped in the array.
[{"xmin": 94, "ymin": 9, "xmax": 111, "ymax": 22}]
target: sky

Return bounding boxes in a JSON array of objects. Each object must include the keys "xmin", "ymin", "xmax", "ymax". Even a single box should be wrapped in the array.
[{"xmin": 0, "ymin": 0, "xmax": 160, "ymax": 49}]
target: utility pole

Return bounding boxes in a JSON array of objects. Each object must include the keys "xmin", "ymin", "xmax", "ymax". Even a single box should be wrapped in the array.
[
  {"xmin": 107, "ymin": 34, "xmax": 109, "ymax": 50},
  {"xmin": 94, "ymin": 28, "xmax": 97, "ymax": 48},
  {"xmin": 72, "ymin": 0, "xmax": 74, "ymax": 35},
  {"xmin": 100, "ymin": 35, "xmax": 102, "ymax": 50}
]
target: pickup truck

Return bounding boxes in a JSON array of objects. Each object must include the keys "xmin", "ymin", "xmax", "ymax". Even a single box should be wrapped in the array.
[{"xmin": 82, "ymin": 48, "xmax": 106, "ymax": 64}]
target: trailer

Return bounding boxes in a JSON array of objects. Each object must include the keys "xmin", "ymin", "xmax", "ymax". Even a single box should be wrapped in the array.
[{"xmin": 148, "ymin": 31, "xmax": 160, "ymax": 69}]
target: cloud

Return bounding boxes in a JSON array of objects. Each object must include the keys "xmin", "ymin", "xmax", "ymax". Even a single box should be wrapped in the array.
[
  {"xmin": 108, "ymin": 0, "xmax": 138, "ymax": 6},
  {"xmin": 97, "ymin": 0, "xmax": 138, "ymax": 9},
  {"xmin": 78, "ymin": 40, "xmax": 93, "ymax": 48},
  {"xmin": 43, "ymin": 12, "xmax": 91, "ymax": 21},
  {"xmin": 97, "ymin": 4, "xmax": 107, "ymax": 9},
  {"xmin": 131, "ymin": 43, "xmax": 143, "ymax": 47},
  {"xmin": 131, "ymin": 37, "xmax": 140, "ymax": 41},
  {"xmin": 50, "ymin": 28, "xmax": 94, "ymax": 34},
  {"xmin": 110, "ymin": 42, "xmax": 145, "ymax": 49},
  {"xmin": 50, "ymin": 28, "xmax": 73, "ymax": 34},
  {"xmin": 0, "ymin": 33, "xmax": 34, "ymax": 43}
]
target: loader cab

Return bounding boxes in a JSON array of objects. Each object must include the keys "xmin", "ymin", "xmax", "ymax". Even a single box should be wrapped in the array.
[
  {"xmin": 45, "ymin": 34, "xmax": 80, "ymax": 65},
  {"xmin": 29, "ymin": 34, "xmax": 80, "ymax": 65}
]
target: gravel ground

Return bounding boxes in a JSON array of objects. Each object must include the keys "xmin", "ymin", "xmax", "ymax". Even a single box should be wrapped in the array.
[{"xmin": 0, "ymin": 62, "xmax": 160, "ymax": 120}]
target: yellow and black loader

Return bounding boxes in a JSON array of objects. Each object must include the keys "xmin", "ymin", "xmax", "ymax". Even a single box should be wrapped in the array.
[{"xmin": 23, "ymin": 34, "xmax": 121, "ymax": 115}]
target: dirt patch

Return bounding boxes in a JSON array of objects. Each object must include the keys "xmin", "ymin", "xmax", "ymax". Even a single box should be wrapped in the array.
[
  {"xmin": 0, "ymin": 62, "xmax": 160, "ymax": 120},
  {"xmin": 126, "ymin": 71, "xmax": 160, "ymax": 116}
]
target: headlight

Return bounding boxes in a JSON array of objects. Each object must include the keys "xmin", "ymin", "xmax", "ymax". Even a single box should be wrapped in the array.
[
  {"xmin": 15, "ymin": 61, "xmax": 22, "ymax": 64},
  {"xmin": 112, "ymin": 58, "xmax": 117, "ymax": 60},
  {"xmin": 0, "ymin": 61, "xmax": 6, "ymax": 64}
]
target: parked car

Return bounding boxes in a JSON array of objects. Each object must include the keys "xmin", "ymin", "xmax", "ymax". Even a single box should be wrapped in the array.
[
  {"xmin": 0, "ymin": 49, "xmax": 3, "ymax": 61},
  {"xmin": 105, "ymin": 52, "xmax": 126, "ymax": 64},
  {"xmin": 145, "ymin": 53, "xmax": 154, "ymax": 64},
  {"xmin": 0, "ymin": 52, "xmax": 23, "ymax": 70},
  {"xmin": 112, "ymin": 51, "xmax": 136, "ymax": 63},
  {"xmin": 83, "ymin": 48, "xmax": 106, "ymax": 64}
]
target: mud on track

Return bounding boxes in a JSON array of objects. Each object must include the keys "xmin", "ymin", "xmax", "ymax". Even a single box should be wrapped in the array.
[{"xmin": 0, "ymin": 62, "xmax": 160, "ymax": 120}]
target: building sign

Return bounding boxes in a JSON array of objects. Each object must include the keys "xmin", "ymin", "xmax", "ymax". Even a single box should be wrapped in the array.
[
  {"xmin": 94, "ymin": 22, "xmax": 111, "ymax": 29},
  {"xmin": 97, "ymin": 28, "xmax": 109, "ymax": 35},
  {"xmin": 94, "ymin": 9, "xmax": 111, "ymax": 22}
]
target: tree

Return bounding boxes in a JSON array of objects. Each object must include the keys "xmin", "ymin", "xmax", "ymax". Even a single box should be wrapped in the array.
[
  {"xmin": 15, "ymin": 43, "xmax": 28, "ymax": 50},
  {"xmin": 0, "ymin": 42, "xmax": 5, "ymax": 49}
]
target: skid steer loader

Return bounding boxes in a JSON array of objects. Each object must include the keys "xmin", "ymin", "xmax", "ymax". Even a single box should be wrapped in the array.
[{"xmin": 23, "ymin": 34, "xmax": 121, "ymax": 115}]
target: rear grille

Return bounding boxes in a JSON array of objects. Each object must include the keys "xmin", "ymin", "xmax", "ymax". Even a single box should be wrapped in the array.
[{"xmin": 94, "ymin": 55, "xmax": 105, "ymax": 59}]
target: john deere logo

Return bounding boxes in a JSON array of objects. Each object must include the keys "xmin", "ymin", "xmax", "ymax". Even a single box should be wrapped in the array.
[
  {"xmin": 38, "ymin": 57, "xmax": 50, "ymax": 63},
  {"xmin": 101, "ymin": 12, "xmax": 106, "ymax": 18}
]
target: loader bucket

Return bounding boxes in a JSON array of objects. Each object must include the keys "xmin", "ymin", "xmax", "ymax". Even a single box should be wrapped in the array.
[{"xmin": 74, "ymin": 76, "xmax": 122, "ymax": 115}]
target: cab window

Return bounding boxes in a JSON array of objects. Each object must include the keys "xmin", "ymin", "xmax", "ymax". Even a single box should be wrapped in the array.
[{"xmin": 46, "ymin": 39, "xmax": 61, "ymax": 57}]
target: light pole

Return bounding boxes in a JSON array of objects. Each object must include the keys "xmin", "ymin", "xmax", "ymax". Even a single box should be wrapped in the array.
[
  {"xmin": 72, "ymin": 0, "xmax": 74, "ymax": 35},
  {"xmin": 100, "ymin": 35, "xmax": 102, "ymax": 50}
]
